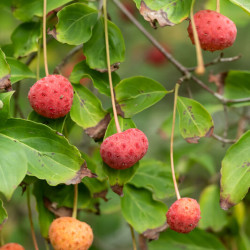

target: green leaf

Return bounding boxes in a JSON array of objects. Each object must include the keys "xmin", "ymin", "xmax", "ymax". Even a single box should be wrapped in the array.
[
  {"xmin": 129, "ymin": 159, "xmax": 175, "ymax": 199},
  {"xmin": 70, "ymin": 60, "xmax": 120, "ymax": 96},
  {"xmin": 115, "ymin": 76, "xmax": 168, "ymax": 118},
  {"xmin": 148, "ymin": 229, "xmax": 226, "ymax": 250},
  {"xmin": 71, "ymin": 84, "xmax": 107, "ymax": 128},
  {"xmin": 84, "ymin": 18, "xmax": 125, "ymax": 71},
  {"xmin": 28, "ymin": 111, "xmax": 67, "ymax": 133},
  {"xmin": 0, "ymin": 200, "xmax": 8, "ymax": 225},
  {"xmin": 12, "ymin": 0, "xmax": 72, "ymax": 21},
  {"xmin": 0, "ymin": 92, "xmax": 14, "ymax": 125},
  {"xmin": 229, "ymin": 0, "xmax": 250, "ymax": 14},
  {"xmin": 220, "ymin": 130, "xmax": 250, "ymax": 210},
  {"xmin": 56, "ymin": 3, "xmax": 98, "ymax": 45},
  {"xmin": 224, "ymin": 71, "xmax": 250, "ymax": 107},
  {"xmin": 11, "ymin": 22, "xmax": 41, "ymax": 58},
  {"xmin": 0, "ymin": 48, "xmax": 10, "ymax": 80},
  {"xmin": 6, "ymin": 57, "xmax": 36, "ymax": 83},
  {"xmin": 121, "ymin": 184, "xmax": 167, "ymax": 233},
  {"xmin": 103, "ymin": 116, "xmax": 139, "ymax": 188},
  {"xmin": 0, "ymin": 134, "xmax": 27, "ymax": 199},
  {"xmin": 177, "ymin": 96, "xmax": 214, "ymax": 143},
  {"xmin": 199, "ymin": 185, "xmax": 228, "ymax": 231},
  {"xmin": 0, "ymin": 118, "xmax": 84, "ymax": 186},
  {"xmin": 133, "ymin": 0, "xmax": 193, "ymax": 27},
  {"xmin": 40, "ymin": 181, "xmax": 91, "ymax": 209},
  {"xmin": 33, "ymin": 181, "xmax": 55, "ymax": 238}
]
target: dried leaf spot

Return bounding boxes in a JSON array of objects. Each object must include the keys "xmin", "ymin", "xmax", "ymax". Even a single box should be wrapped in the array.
[{"xmin": 139, "ymin": 1, "xmax": 174, "ymax": 29}]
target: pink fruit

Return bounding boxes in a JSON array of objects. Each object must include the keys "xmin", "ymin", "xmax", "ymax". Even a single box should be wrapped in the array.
[
  {"xmin": 166, "ymin": 198, "xmax": 201, "ymax": 233},
  {"xmin": 28, "ymin": 74, "xmax": 74, "ymax": 119},
  {"xmin": 0, "ymin": 243, "xmax": 25, "ymax": 250},
  {"xmin": 100, "ymin": 128, "xmax": 148, "ymax": 170},
  {"xmin": 187, "ymin": 10, "xmax": 237, "ymax": 51},
  {"xmin": 49, "ymin": 217, "xmax": 93, "ymax": 250},
  {"xmin": 145, "ymin": 45, "xmax": 170, "ymax": 66}
]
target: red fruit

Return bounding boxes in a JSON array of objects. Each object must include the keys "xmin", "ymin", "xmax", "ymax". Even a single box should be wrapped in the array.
[
  {"xmin": 100, "ymin": 128, "xmax": 148, "ymax": 170},
  {"xmin": 120, "ymin": 1, "xmax": 137, "ymax": 21},
  {"xmin": 166, "ymin": 198, "xmax": 201, "ymax": 233},
  {"xmin": 187, "ymin": 10, "xmax": 237, "ymax": 52},
  {"xmin": 28, "ymin": 74, "xmax": 74, "ymax": 119},
  {"xmin": 0, "ymin": 243, "xmax": 25, "ymax": 250},
  {"xmin": 49, "ymin": 217, "xmax": 93, "ymax": 250},
  {"xmin": 145, "ymin": 45, "xmax": 169, "ymax": 66}
]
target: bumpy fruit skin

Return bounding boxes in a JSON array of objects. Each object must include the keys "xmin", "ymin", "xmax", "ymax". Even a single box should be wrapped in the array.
[
  {"xmin": 0, "ymin": 243, "xmax": 25, "ymax": 250},
  {"xmin": 100, "ymin": 128, "xmax": 148, "ymax": 170},
  {"xmin": 49, "ymin": 217, "xmax": 93, "ymax": 250},
  {"xmin": 166, "ymin": 198, "xmax": 201, "ymax": 233},
  {"xmin": 187, "ymin": 10, "xmax": 237, "ymax": 52},
  {"xmin": 28, "ymin": 74, "xmax": 74, "ymax": 119}
]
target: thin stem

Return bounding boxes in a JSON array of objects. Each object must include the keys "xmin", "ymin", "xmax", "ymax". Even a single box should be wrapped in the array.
[
  {"xmin": 212, "ymin": 133, "xmax": 236, "ymax": 144},
  {"xmin": 103, "ymin": 0, "xmax": 121, "ymax": 133},
  {"xmin": 44, "ymin": 240, "xmax": 50, "ymax": 250},
  {"xmin": 0, "ymin": 230, "xmax": 4, "ymax": 246},
  {"xmin": 129, "ymin": 224, "xmax": 137, "ymax": 250},
  {"xmin": 43, "ymin": 0, "xmax": 49, "ymax": 76},
  {"xmin": 217, "ymin": 0, "xmax": 220, "ymax": 13},
  {"xmin": 37, "ymin": 38, "xmax": 41, "ymax": 80},
  {"xmin": 190, "ymin": 5, "xmax": 205, "ymax": 75},
  {"xmin": 72, "ymin": 184, "xmax": 78, "ymax": 219},
  {"xmin": 27, "ymin": 186, "xmax": 39, "ymax": 250},
  {"xmin": 170, "ymin": 84, "xmax": 181, "ymax": 200}
]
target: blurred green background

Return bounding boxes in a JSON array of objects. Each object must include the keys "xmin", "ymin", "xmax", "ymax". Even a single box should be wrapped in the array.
[{"xmin": 0, "ymin": 0, "xmax": 250, "ymax": 249}]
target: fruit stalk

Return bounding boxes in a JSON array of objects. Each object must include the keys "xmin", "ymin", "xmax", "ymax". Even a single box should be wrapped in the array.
[
  {"xmin": 217, "ymin": 0, "xmax": 220, "ymax": 13},
  {"xmin": 190, "ymin": 5, "xmax": 205, "ymax": 75},
  {"xmin": 43, "ymin": 0, "xmax": 49, "ymax": 76},
  {"xmin": 170, "ymin": 83, "xmax": 181, "ymax": 200},
  {"xmin": 129, "ymin": 224, "xmax": 137, "ymax": 250},
  {"xmin": 27, "ymin": 186, "xmax": 39, "ymax": 250},
  {"xmin": 103, "ymin": 0, "xmax": 121, "ymax": 133},
  {"xmin": 72, "ymin": 184, "xmax": 78, "ymax": 219}
]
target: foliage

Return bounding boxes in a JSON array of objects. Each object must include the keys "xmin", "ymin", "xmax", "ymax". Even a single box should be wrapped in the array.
[{"xmin": 0, "ymin": 0, "xmax": 249, "ymax": 249}]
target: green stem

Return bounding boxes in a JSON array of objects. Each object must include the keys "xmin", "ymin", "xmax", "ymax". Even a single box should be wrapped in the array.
[
  {"xmin": 72, "ymin": 184, "xmax": 78, "ymax": 219},
  {"xmin": 37, "ymin": 38, "xmax": 41, "ymax": 80},
  {"xmin": 170, "ymin": 84, "xmax": 181, "ymax": 200},
  {"xmin": 103, "ymin": 0, "xmax": 121, "ymax": 133},
  {"xmin": 0, "ymin": 230, "xmax": 4, "ymax": 246},
  {"xmin": 43, "ymin": 0, "xmax": 49, "ymax": 76},
  {"xmin": 129, "ymin": 224, "xmax": 137, "ymax": 250},
  {"xmin": 27, "ymin": 186, "xmax": 39, "ymax": 250}
]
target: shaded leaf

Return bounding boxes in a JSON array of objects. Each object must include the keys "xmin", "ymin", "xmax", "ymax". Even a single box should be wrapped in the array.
[
  {"xmin": 177, "ymin": 96, "xmax": 214, "ymax": 143},
  {"xmin": 0, "ymin": 92, "xmax": 14, "ymax": 125},
  {"xmin": 11, "ymin": 22, "xmax": 41, "ymax": 58},
  {"xmin": 0, "ymin": 118, "xmax": 84, "ymax": 186},
  {"xmin": 84, "ymin": 18, "xmax": 125, "ymax": 71},
  {"xmin": 33, "ymin": 181, "xmax": 56, "ymax": 238},
  {"xmin": 70, "ymin": 60, "xmax": 120, "ymax": 96},
  {"xmin": 28, "ymin": 111, "xmax": 67, "ymax": 133},
  {"xmin": 199, "ymin": 185, "xmax": 228, "ymax": 231},
  {"xmin": 121, "ymin": 184, "xmax": 167, "ymax": 233},
  {"xmin": 115, "ymin": 76, "xmax": 167, "ymax": 118},
  {"xmin": 12, "ymin": 0, "xmax": 72, "ymax": 21},
  {"xmin": 133, "ymin": 0, "xmax": 193, "ymax": 28},
  {"xmin": 0, "ymin": 134, "xmax": 27, "ymax": 199},
  {"xmin": 56, "ymin": 3, "xmax": 98, "ymax": 45},
  {"xmin": 148, "ymin": 228, "xmax": 226, "ymax": 250},
  {"xmin": 220, "ymin": 131, "xmax": 250, "ymax": 210},
  {"xmin": 224, "ymin": 71, "xmax": 250, "ymax": 107},
  {"xmin": 6, "ymin": 57, "xmax": 36, "ymax": 83},
  {"xmin": 0, "ymin": 48, "xmax": 10, "ymax": 81},
  {"xmin": 129, "ymin": 159, "xmax": 175, "ymax": 199},
  {"xmin": 0, "ymin": 200, "xmax": 8, "ymax": 226}
]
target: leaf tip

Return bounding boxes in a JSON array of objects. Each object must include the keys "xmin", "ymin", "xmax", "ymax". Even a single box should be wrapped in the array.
[
  {"xmin": 111, "ymin": 184, "xmax": 124, "ymax": 196},
  {"xmin": 220, "ymin": 195, "xmax": 236, "ymax": 210}
]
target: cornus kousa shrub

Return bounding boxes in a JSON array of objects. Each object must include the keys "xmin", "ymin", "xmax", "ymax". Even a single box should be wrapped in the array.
[{"xmin": 0, "ymin": 0, "xmax": 249, "ymax": 250}]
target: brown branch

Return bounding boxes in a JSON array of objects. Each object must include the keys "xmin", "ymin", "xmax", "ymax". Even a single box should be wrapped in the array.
[
  {"xmin": 212, "ymin": 133, "xmax": 236, "ymax": 144},
  {"xmin": 187, "ymin": 53, "xmax": 241, "ymax": 72},
  {"xmin": 54, "ymin": 44, "xmax": 83, "ymax": 74},
  {"xmin": 112, "ymin": 0, "xmax": 250, "ymax": 105}
]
